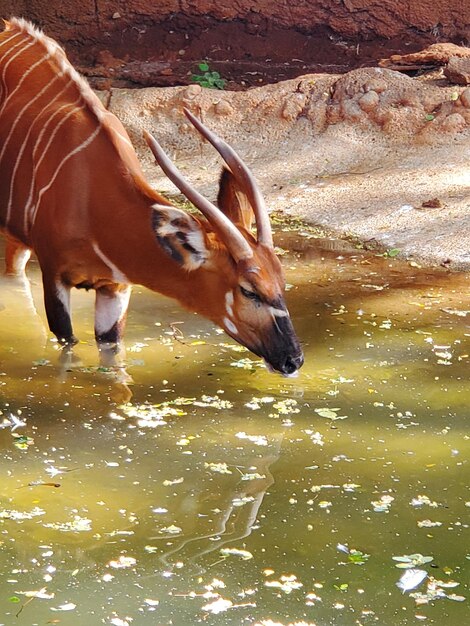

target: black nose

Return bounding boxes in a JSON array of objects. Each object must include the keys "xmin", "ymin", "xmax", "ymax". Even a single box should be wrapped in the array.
[{"xmin": 281, "ymin": 352, "xmax": 304, "ymax": 375}]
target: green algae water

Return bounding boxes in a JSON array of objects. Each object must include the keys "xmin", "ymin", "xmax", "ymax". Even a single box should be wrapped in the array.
[{"xmin": 0, "ymin": 231, "xmax": 468, "ymax": 626}]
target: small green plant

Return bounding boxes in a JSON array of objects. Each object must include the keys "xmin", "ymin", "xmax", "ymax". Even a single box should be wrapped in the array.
[
  {"xmin": 347, "ymin": 549, "xmax": 370, "ymax": 565},
  {"xmin": 191, "ymin": 62, "xmax": 226, "ymax": 90}
]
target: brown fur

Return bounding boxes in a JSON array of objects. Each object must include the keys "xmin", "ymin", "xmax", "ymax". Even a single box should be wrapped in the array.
[{"xmin": 0, "ymin": 19, "xmax": 303, "ymax": 374}]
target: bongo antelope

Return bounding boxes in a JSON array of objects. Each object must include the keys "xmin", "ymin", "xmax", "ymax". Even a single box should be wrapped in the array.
[{"xmin": 0, "ymin": 18, "xmax": 303, "ymax": 376}]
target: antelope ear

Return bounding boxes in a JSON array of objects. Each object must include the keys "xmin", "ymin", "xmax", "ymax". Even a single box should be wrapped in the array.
[
  {"xmin": 217, "ymin": 167, "xmax": 254, "ymax": 232},
  {"xmin": 151, "ymin": 204, "xmax": 209, "ymax": 271}
]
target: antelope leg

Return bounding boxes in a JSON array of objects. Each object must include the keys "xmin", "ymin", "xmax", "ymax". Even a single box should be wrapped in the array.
[
  {"xmin": 94, "ymin": 284, "xmax": 131, "ymax": 345},
  {"xmin": 42, "ymin": 274, "xmax": 77, "ymax": 344}
]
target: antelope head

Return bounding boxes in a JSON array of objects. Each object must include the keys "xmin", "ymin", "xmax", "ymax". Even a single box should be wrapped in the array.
[{"xmin": 144, "ymin": 109, "xmax": 304, "ymax": 376}]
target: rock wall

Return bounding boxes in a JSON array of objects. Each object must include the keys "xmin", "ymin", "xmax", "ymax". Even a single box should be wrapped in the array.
[{"xmin": 102, "ymin": 69, "xmax": 470, "ymax": 269}]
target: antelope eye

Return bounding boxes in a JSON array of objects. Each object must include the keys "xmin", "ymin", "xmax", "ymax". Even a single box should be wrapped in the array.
[{"xmin": 240, "ymin": 286, "xmax": 262, "ymax": 303}]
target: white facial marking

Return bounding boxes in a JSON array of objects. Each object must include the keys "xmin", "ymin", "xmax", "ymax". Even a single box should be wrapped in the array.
[
  {"xmin": 269, "ymin": 306, "xmax": 289, "ymax": 318},
  {"xmin": 95, "ymin": 287, "xmax": 131, "ymax": 335},
  {"xmin": 223, "ymin": 317, "xmax": 238, "ymax": 335},
  {"xmin": 239, "ymin": 280, "xmax": 253, "ymax": 292},
  {"xmin": 283, "ymin": 369, "xmax": 299, "ymax": 379},
  {"xmin": 225, "ymin": 290, "xmax": 234, "ymax": 318},
  {"xmin": 92, "ymin": 242, "xmax": 130, "ymax": 284}
]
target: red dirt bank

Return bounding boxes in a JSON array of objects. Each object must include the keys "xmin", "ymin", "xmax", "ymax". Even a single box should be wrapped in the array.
[{"xmin": 0, "ymin": 1, "xmax": 469, "ymax": 88}]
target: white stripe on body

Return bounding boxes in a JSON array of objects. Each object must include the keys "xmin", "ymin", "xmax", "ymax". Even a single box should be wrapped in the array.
[
  {"xmin": 92, "ymin": 242, "xmax": 130, "ymax": 285},
  {"xmin": 0, "ymin": 30, "xmax": 22, "ymax": 98},
  {"xmin": 29, "ymin": 122, "xmax": 102, "ymax": 228},
  {"xmin": 0, "ymin": 23, "xmax": 110, "ymax": 239},
  {"xmin": 0, "ymin": 68, "xmax": 66, "ymax": 215},
  {"xmin": 6, "ymin": 75, "xmax": 73, "ymax": 227},
  {"xmin": 23, "ymin": 97, "xmax": 82, "ymax": 231},
  {"xmin": 0, "ymin": 37, "xmax": 36, "ymax": 99},
  {"xmin": 104, "ymin": 111, "xmax": 134, "ymax": 148},
  {"xmin": 3, "ymin": 19, "xmax": 105, "ymax": 123},
  {"xmin": 0, "ymin": 52, "xmax": 50, "ymax": 118},
  {"xmin": 0, "ymin": 30, "xmax": 22, "ymax": 55}
]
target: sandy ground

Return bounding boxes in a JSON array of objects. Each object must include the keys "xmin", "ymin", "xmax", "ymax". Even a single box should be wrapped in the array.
[{"xmin": 101, "ymin": 67, "xmax": 470, "ymax": 270}]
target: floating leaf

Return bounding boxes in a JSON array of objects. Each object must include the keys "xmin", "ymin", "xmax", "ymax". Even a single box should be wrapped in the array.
[
  {"xmin": 160, "ymin": 525, "xmax": 182, "ymax": 535},
  {"xmin": 108, "ymin": 556, "xmax": 137, "ymax": 569},
  {"xmin": 232, "ymin": 496, "xmax": 255, "ymax": 507},
  {"xmin": 163, "ymin": 477, "xmax": 184, "ymax": 486},
  {"xmin": 202, "ymin": 598, "xmax": 233, "ymax": 614},
  {"xmin": 236, "ymin": 431, "xmax": 268, "ymax": 446},
  {"xmin": 397, "ymin": 569, "xmax": 427, "ymax": 593},
  {"xmin": 410, "ymin": 495, "xmax": 439, "ymax": 508},
  {"xmin": 110, "ymin": 618, "xmax": 130, "ymax": 626},
  {"xmin": 16, "ymin": 588, "xmax": 54, "ymax": 599},
  {"xmin": 314, "ymin": 407, "xmax": 346, "ymax": 420},
  {"xmin": 348, "ymin": 549, "xmax": 370, "ymax": 565},
  {"xmin": 410, "ymin": 576, "xmax": 464, "ymax": 605},
  {"xmin": 51, "ymin": 602, "xmax": 76, "ymax": 611},
  {"xmin": 417, "ymin": 519, "xmax": 442, "ymax": 528},
  {"xmin": 12, "ymin": 433, "xmax": 34, "ymax": 450},
  {"xmin": 392, "ymin": 554, "xmax": 434, "ymax": 568},
  {"xmin": 342, "ymin": 483, "xmax": 360, "ymax": 492},
  {"xmin": 315, "ymin": 407, "xmax": 339, "ymax": 419},
  {"xmin": 265, "ymin": 574, "xmax": 303, "ymax": 594},
  {"xmin": 372, "ymin": 495, "xmax": 394, "ymax": 512},
  {"xmin": 336, "ymin": 544, "xmax": 369, "ymax": 564},
  {"xmin": 205, "ymin": 462, "xmax": 232, "ymax": 474},
  {"xmin": 241, "ymin": 472, "xmax": 266, "ymax": 481},
  {"xmin": 43, "ymin": 515, "xmax": 92, "ymax": 532},
  {"xmin": 220, "ymin": 547, "xmax": 253, "ymax": 560},
  {"xmin": 0, "ymin": 507, "xmax": 45, "ymax": 521}
]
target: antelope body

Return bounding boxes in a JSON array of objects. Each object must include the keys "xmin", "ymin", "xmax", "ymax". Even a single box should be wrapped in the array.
[{"xmin": 0, "ymin": 18, "xmax": 303, "ymax": 375}]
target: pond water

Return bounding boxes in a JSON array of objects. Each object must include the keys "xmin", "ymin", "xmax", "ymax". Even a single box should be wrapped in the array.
[{"xmin": 0, "ymin": 229, "xmax": 468, "ymax": 626}]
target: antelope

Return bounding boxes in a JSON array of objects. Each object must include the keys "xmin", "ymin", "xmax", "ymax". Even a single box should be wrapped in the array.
[{"xmin": 0, "ymin": 18, "xmax": 303, "ymax": 376}]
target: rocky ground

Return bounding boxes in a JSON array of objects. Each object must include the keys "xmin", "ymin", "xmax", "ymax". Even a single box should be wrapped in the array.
[{"xmin": 98, "ymin": 60, "xmax": 470, "ymax": 271}]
